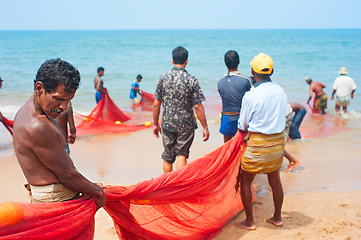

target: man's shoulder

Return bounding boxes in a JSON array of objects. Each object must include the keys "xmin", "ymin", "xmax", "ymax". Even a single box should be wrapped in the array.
[
  {"xmin": 94, "ymin": 75, "xmax": 101, "ymax": 81},
  {"xmin": 161, "ymin": 68, "xmax": 196, "ymax": 81},
  {"xmin": 159, "ymin": 69, "xmax": 174, "ymax": 78},
  {"xmin": 15, "ymin": 113, "xmax": 53, "ymax": 142},
  {"xmin": 218, "ymin": 73, "xmax": 252, "ymax": 85},
  {"xmin": 254, "ymin": 82, "xmax": 285, "ymax": 95}
]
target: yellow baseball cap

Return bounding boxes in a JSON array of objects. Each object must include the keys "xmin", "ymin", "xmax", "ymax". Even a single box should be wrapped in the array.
[{"xmin": 250, "ymin": 53, "xmax": 273, "ymax": 74}]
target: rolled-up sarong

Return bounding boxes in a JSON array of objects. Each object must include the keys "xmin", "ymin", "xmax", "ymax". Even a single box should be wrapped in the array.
[
  {"xmin": 241, "ymin": 132, "xmax": 285, "ymax": 174},
  {"xmin": 315, "ymin": 92, "xmax": 327, "ymax": 111},
  {"xmin": 30, "ymin": 182, "xmax": 79, "ymax": 203}
]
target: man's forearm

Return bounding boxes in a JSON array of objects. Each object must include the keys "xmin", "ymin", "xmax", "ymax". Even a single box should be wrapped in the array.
[
  {"xmin": 153, "ymin": 100, "xmax": 161, "ymax": 126},
  {"xmin": 194, "ymin": 103, "xmax": 208, "ymax": 129},
  {"xmin": 59, "ymin": 170, "xmax": 103, "ymax": 199}
]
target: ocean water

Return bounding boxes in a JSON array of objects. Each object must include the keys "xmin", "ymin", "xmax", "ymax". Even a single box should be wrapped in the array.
[{"xmin": 0, "ymin": 29, "xmax": 361, "ymax": 143}]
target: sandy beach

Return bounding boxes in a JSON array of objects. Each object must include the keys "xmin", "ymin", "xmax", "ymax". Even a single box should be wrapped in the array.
[{"xmin": 1, "ymin": 111, "xmax": 361, "ymax": 239}]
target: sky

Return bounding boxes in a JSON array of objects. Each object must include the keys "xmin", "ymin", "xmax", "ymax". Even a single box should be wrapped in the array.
[{"xmin": 1, "ymin": 0, "xmax": 360, "ymax": 30}]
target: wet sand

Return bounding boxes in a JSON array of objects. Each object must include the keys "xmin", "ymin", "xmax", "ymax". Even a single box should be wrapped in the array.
[{"xmin": 1, "ymin": 112, "xmax": 361, "ymax": 239}]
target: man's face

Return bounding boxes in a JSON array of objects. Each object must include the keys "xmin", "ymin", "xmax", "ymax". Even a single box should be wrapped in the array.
[
  {"xmin": 99, "ymin": 71, "xmax": 104, "ymax": 77},
  {"xmin": 38, "ymin": 84, "xmax": 76, "ymax": 119},
  {"xmin": 0, "ymin": 80, "xmax": 3, "ymax": 89}
]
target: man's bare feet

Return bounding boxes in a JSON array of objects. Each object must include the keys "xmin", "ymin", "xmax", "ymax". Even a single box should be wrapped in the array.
[
  {"xmin": 234, "ymin": 220, "xmax": 256, "ymax": 230},
  {"xmin": 264, "ymin": 217, "xmax": 283, "ymax": 227},
  {"xmin": 284, "ymin": 160, "xmax": 299, "ymax": 172}
]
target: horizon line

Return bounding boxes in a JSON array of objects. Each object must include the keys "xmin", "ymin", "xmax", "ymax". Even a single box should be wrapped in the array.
[{"xmin": 0, "ymin": 28, "xmax": 360, "ymax": 32}]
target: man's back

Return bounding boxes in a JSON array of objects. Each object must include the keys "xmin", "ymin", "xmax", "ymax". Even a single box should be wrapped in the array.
[
  {"xmin": 310, "ymin": 81, "xmax": 325, "ymax": 97},
  {"xmin": 333, "ymin": 75, "xmax": 357, "ymax": 97},
  {"xmin": 239, "ymin": 82, "xmax": 287, "ymax": 134},
  {"xmin": 217, "ymin": 72, "xmax": 252, "ymax": 113},
  {"xmin": 154, "ymin": 67, "xmax": 205, "ymax": 133},
  {"xmin": 94, "ymin": 75, "xmax": 103, "ymax": 91}
]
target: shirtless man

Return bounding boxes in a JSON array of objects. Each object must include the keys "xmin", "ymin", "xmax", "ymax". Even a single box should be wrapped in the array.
[
  {"xmin": 305, "ymin": 77, "xmax": 327, "ymax": 114},
  {"xmin": 56, "ymin": 102, "xmax": 76, "ymax": 155},
  {"xmin": 94, "ymin": 67, "xmax": 107, "ymax": 104},
  {"xmin": 13, "ymin": 58, "xmax": 106, "ymax": 209}
]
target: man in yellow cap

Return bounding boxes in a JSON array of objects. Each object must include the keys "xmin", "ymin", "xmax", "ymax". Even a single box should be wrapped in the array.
[
  {"xmin": 235, "ymin": 53, "xmax": 288, "ymax": 230},
  {"xmin": 331, "ymin": 67, "xmax": 357, "ymax": 116}
]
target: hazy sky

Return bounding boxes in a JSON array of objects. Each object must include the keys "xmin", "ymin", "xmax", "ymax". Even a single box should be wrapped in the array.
[{"xmin": 1, "ymin": 0, "xmax": 360, "ymax": 30}]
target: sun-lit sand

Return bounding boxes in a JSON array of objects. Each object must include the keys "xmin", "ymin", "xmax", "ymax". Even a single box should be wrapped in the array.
[{"xmin": 1, "ymin": 112, "xmax": 361, "ymax": 239}]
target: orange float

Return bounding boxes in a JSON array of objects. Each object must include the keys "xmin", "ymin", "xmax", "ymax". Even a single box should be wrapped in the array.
[{"xmin": 0, "ymin": 202, "xmax": 24, "ymax": 227}]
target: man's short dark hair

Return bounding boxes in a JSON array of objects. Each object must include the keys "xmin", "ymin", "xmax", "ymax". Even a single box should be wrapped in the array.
[
  {"xmin": 172, "ymin": 46, "xmax": 188, "ymax": 64},
  {"xmin": 34, "ymin": 58, "xmax": 81, "ymax": 93},
  {"xmin": 97, "ymin": 67, "xmax": 104, "ymax": 73},
  {"xmin": 225, "ymin": 50, "xmax": 240, "ymax": 69},
  {"xmin": 136, "ymin": 74, "xmax": 142, "ymax": 79}
]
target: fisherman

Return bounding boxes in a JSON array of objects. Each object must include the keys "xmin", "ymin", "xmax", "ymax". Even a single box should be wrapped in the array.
[
  {"xmin": 235, "ymin": 53, "xmax": 288, "ymax": 230},
  {"xmin": 153, "ymin": 46, "xmax": 209, "ymax": 173},
  {"xmin": 306, "ymin": 77, "xmax": 327, "ymax": 114},
  {"xmin": 94, "ymin": 67, "xmax": 107, "ymax": 104},
  {"xmin": 130, "ymin": 74, "xmax": 143, "ymax": 104},
  {"xmin": 13, "ymin": 58, "xmax": 106, "ymax": 208},
  {"xmin": 55, "ymin": 101, "xmax": 76, "ymax": 155},
  {"xmin": 331, "ymin": 67, "xmax": 357, "ymax": 116},
  {"xmin": 217, "ymin": 50, "xmax": 252, "ymax": 143}
]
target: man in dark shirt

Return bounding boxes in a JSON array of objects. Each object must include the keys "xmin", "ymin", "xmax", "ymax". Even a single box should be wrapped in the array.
[
  {"xmin": 153, "ymin": 46, "xmax": 210, "ymax": 173},
  {"xmin": 217, "ymin": 50, "xmax": 252, "ymax": 143}
]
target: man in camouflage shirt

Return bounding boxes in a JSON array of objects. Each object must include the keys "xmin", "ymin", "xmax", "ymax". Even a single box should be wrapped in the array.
[{"xmin": 153, "ymin": 46, "xmax": 210, "ymax": 173}]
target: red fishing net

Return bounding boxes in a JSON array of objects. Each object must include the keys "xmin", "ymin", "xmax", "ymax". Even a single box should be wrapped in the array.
[
  {"xmin": 0, "ymin": 199, "xmax": 96, "ymax": 240},
  {"xmin": 76, "ymin": 89, "xmax": 153, "ymax": 136},
  {"xmin": 103, "ymin": 131, "xmax": 253, "ymax": 240},
  {"xmin": 0, "ymin": 131, "xmax": 254, "ymax": 240},
  {"xmin": 1, "ymin": 117, "xmax": 13, "ymax": 136}
]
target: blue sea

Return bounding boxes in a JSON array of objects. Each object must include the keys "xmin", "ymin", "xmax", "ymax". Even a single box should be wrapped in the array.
[{"xmin": 0, "ymin": 29, "xmax": 361, "ymax": 144}]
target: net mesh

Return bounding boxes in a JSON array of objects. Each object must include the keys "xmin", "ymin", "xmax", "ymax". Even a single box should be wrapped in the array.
[
  {"xmin": 0, "ymin": 131, "xmax": 253, "ymax": 240},
  {"xmin": 1, "ymin": 117, "xmax": 13, "ymax": 136},
  {"xmin": 75, "ymin": 89, "xmax": 153, "ymax": 136}
]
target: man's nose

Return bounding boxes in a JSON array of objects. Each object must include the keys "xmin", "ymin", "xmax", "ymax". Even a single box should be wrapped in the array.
[{"xmin": 59, "ymin": 101, "xmax": 69, "ymax": 110}]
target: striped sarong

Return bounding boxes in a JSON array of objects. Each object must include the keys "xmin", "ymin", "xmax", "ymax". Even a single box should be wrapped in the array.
[{"xmin": 241, "ymin": 132, "xmax": 285, "ymax": 174}]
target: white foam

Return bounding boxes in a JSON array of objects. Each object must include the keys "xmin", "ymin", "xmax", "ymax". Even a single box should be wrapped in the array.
[
  {"xmin": 339, "ymin": 110, "xmax": 361, "ymax": 120},
  {"xmin": 0, "ymin": 104, "xmax": 21, "ymax": 118}
]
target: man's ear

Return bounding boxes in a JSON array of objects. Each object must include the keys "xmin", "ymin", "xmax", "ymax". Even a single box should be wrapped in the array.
[
  {"xmin": 171, "ymin": 59, "xmax": 174, "ymax": 64},
  {"xmin": 34, "ymin": 81, "xmax": 44, "ymax": 96}
]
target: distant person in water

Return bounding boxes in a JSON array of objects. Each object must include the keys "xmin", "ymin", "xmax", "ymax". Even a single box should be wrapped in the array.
[
  {"xmin": 331, "ymin": 67, "xmax": 357, "ymax": 116},
  {"xmin": 0, "ymin": 77, "xmax": 4, "ymax": 123},
  {"xmin": 56, "ymin": 102, "xmax": 76, "ymax": 155},
  {"xmin": 305, "ymin": 77, "xmax": 327, "ymax": 114},
  {"xmin": 288, "ymin": 102, "xmax": 306, "ymax": 139},
  {"xmin": 217, "ymin": 50, "xmax": 252, "ymax": 143},
  {"xmin": 130, "ymin": 74, "xmax": 142, "ymax": 104},
  {"xmin": 94, "ymin": 67, "xmax": 107, "ymax": 104}
]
